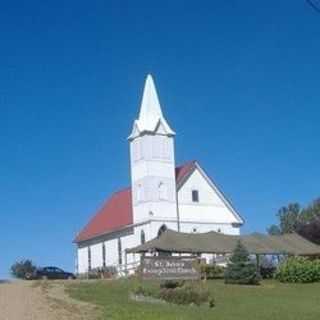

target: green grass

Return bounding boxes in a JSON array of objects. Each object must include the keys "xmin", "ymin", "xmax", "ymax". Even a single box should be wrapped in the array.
[{"xmin": 67, "ymin": 279, "xmax": 320, "ymax": 320}]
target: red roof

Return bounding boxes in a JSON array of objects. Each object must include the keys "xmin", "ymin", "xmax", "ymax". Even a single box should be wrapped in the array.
[
  {"xmin": 75, "ymin": 161, "xmax": 196, "ymax": 243},
  {"xmin": 175, "ymin": 160, "xmax": 196, "ymax": 185}
]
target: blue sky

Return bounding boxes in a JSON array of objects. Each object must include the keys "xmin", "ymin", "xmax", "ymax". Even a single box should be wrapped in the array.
[{"xmin": 1, "ymin": 1, "xmax": 319, "ymax": 278}]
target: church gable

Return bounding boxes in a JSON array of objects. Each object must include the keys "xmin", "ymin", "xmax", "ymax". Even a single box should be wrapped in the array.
[{"xmin": 177, "ymin": 162, "xmax": 244, "ymax": 225}]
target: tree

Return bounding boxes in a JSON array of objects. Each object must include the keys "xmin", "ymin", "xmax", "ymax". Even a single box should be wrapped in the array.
[
  {"xmin": 267, "ymin": 198, "xmax": 320, "ymax": 235},
  {"xmin": 267, "ymin": 224, "xmax": 281, "ymax": 235},
  {"xmin": 267, "ymin": 203, "xmax": 301, "ymax": 235},
  {"xmin": 277, "ymin": 203, "xmax": 301, "ymax": 234},
  {"xmin": 267, "ymin": 197, "xmax": 320, "ymax": 244},
  {"xmin": 297, "ymin": 217, "xmax": 320, "ymax": 245},
  {"xmin": 301, "ymin": 198, "xmax": 320, "ymax": 222},
  {"xmin": 11, "ymin": 259, "xmax": 37, "ymax": 279},
  {"xmin": 224, "ymin": 241, "xmax": 260, "ymax": 285}
]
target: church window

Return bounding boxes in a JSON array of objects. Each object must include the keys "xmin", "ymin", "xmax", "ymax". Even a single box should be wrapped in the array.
[
  {"xmin": 151, "ymin": 136, "xmax": 171, "ymax": 160},
  {"xmin": 192, "ymin": 190, "xmax": 199, "ymax": 202},
  {"xmin": 158, "ymin": 224, "xmax": 167, "ymax": 237},
  {"xmin": 158, "ymin": 182, "xmax": 167, "ymax": 200},
  {"xmin": 162, "ymin": 139, "xmax": 170, "ymax": 159},
  {"xmin": 88, "ymin": 247, "xmax": 92, "ymax": 271},
  {"xmin": 134, "ymin": 139, "xmax": 142, "ymax": 161},
  {"xmin": 152, "ymin": 136, "xmax": 162, "ymax": 159},
  {"xmin": 137, "ymin": 184, "xmax": 143, "ymax": 202},
  {"xmin": 102, "ymin": 243, "xmax": 106, "ymax": 267},
  {"xmin": 118, "ymin": 238, "xmax": 122, "ymax": 265},
  {"xmin": 141, "ymin": 230, "xmax": 146, "ymax": 244}
]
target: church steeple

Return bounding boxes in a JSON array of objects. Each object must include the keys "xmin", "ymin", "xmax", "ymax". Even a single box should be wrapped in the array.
[
  {"xmin": 129, "ymin": 74, "xmax": 178, "ymax": 225},
  {"xmin": 128, "ymin": 74, "xmax": 175, "ymax": 140}
]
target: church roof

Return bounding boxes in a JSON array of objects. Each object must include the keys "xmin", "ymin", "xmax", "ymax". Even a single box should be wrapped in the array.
[
  {"xmin": 74, "ymin": 161, "xmax": 195, "ymax": 243},
  {"xmin": 128, "ymin": 74, "xmax": 175, "ymax": 140},
  {"xmin": 127, "ymin": 229, "xmax": 320, "ymax": 256}
]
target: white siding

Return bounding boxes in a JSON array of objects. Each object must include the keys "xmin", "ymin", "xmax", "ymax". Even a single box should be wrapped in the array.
[
  {"xmin": 104, "ymin": 239, "xmax": 119, "ymax": 266},
  {"xmin": 90, "ymin": 243, "xmax": 103, "ymax": 269},
  {"xmin": 178, "ymin": 168, "xmax": 241, "ymax": 224},
  {"xmin": 77, "ymin": 247, "xmax": 88, "ymax": 274},
  {"xmin": 130, "ymin": 130, "xmax": 178, "ymax": 224}
]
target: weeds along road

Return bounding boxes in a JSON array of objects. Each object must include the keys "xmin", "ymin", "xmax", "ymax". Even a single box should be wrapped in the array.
[{"xmin": 0, "ymin": 280, "xmax": 97, "ymax": 320}]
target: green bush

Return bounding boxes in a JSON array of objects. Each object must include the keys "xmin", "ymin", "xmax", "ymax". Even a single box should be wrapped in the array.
[
  {"xmin": 224, "ymin": 241, "xmax": 260, "ymax": 285},
  {"xmin": 134, "ymin": 284, "xmax": 159, "ymax": 297},
  {"xmin": 133, "ymin": 282, "xmax": 214, "ymax": 307},
  {"xmin": 160, "ymin": 280, "xmax": 185, "ymax": 289},
  {"xmin": 159, "ymin": 283, "xmax": 213, "ymax": 306},
  {"xmin": 201, "ymin": 264, "xmax": 225, "ymax": 279},
  {"xmin": 275, "ymin": 257, "xmax": 320, "ymax": 283},
  {"xmin": 11, "ymin": 259, "xmax": 37, "ymax": 279}
]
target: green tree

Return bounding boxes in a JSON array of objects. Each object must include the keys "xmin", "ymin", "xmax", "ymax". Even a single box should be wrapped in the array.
[
  {"xmin": 11, "ymin": 259, "xmax": 37, "ymax": 279},
  {"xmin": 224, "ymin": 241, "xmax": 260, "ymax": 285},
  {"xmin": 277, "ymin": 203, "xmax": 301, "ymax": 234},
  {"xmin": 298, "ymin": 218, "xmax": 320, "ymax": 245},
  {"xmin": 301, "ymin": 198, "xmax": 320, "ymax": 222},
  {"xmin": 267, "ymin": 198, "xmax": 320, "ymax": 244},
  {"xmin": 267, "ymin": 224, "xmax": 281, "ymax": 235}
]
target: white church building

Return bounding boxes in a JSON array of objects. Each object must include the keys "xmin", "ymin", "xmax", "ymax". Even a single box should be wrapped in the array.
[{"xmin": 74, "ymin": 75, "xmax": 244, "ymax": 274}]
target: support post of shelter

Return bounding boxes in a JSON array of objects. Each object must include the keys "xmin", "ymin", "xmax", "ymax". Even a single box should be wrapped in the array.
[
  {"xmin": 256, "ymin": 254, "xmax": 260, "ymax": 275},
  {"xmin": 124, "ymin": 250, "xmax": 128, "ymax": 277}
]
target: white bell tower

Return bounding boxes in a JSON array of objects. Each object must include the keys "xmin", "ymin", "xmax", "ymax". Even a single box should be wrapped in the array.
[{"xmin": 128, "ymin": 75, "xmax": 178, "ymax": 225}]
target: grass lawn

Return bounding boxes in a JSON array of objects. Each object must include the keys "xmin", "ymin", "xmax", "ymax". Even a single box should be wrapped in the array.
[{"xmin": 67, "ymin": 279, "xmax": 320, "ymax": 320}]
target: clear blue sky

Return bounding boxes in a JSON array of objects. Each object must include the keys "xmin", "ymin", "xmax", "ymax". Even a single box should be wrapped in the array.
[{"xmin": 1, "ymin": 1, "xmax": 319, "ymax": 279}]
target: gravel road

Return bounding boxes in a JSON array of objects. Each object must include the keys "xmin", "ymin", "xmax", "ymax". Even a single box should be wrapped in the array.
[{"xmin": 0, "ymin": 280, "xmax": 97, "ymax": 320}]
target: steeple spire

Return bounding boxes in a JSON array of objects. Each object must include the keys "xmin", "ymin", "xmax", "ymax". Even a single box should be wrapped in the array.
[
  {"xmin": 128, "ymin": 74, "xmax": 175, "ymax": 140},
  {"xmin": 138, "ymin": 74, "xmax": 163, "ymax": 124}
]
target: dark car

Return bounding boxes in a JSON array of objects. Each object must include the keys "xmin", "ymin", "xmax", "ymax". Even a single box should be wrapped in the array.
[{"xmin": 26, "ymin": 266, "xmax": 76, "ymax": 280}]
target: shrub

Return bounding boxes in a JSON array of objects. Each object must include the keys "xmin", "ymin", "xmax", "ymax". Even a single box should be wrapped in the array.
[
  {"xmin": 159, "ymin": 283, "xmax": 213, "ymax": 306},
  {"xmin": 160, "ymin": 280, "xmax": 185, "ymax": 289},
  {"xmin": 275, "ymin": 257, "xmax": 320, "ymax": 283},
  {"xmin": 224, "ymin": 241, "xmax": 260, "ymax": 285},
  {"xmin": 134, "ymin": 284, "xmax": 159, "ymax": 297},
  {"xmin": 133, "ymin": 282, "xmax": 214, "ymax": 307},
  {"xmin": 11, "ymin": 259, "xmax": 37, "ymax": 279},
  {"xmin": 200, "ymin": 264, "xmax": 225, "ymax": 279}
]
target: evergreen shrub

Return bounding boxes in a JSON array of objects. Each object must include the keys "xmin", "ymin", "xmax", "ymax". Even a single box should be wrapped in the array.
[{"xmin": 224, "ymin": 241, "xmax": 260, "ymax": 285}]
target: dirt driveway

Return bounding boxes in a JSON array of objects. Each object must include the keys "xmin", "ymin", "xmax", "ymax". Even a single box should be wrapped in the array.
[{"xmin": 0, "ymin": 280, "xmax": 97, "ymax": 320}]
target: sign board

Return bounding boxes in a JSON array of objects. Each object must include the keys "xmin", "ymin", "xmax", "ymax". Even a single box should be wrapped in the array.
[{"xmin": 141, "ymin": 256, "xmax": 200, "ymax": 280}]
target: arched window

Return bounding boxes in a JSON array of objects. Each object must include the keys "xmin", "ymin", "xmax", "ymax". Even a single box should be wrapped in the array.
[
  {"xmin": 158, "ymin": 182, "xmax": 167, "ymax": 200},
  {"xmin": 141, "ymin": 230, "xmax": 146, "ymax": 244},
  {"xmin": 158, "ymin": 224, "xmax": 167, "ymax": 237}
]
